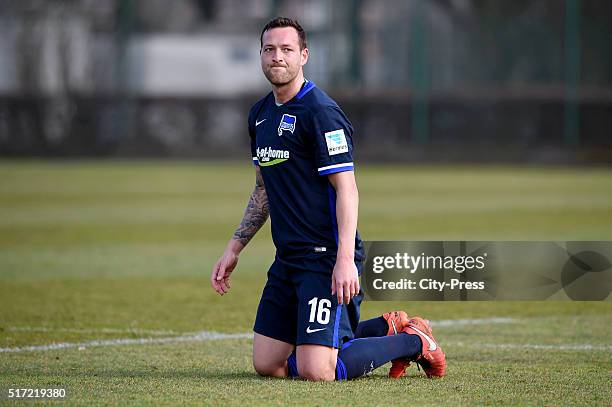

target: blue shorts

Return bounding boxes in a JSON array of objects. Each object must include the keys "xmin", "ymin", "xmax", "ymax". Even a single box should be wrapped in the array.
[{"xmin": 253, "ymin": 257, "xmax": 363, "ymax": 349}]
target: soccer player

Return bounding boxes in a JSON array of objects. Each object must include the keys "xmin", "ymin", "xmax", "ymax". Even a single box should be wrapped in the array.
[{"xmin": 211, "ymin": 17, "xmax": 445, "ymax": 381}]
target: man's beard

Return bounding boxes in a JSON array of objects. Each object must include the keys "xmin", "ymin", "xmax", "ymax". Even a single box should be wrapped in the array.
[{"xmin": 263, "ymin": 66, "xmax": 297, "ymax": 86}]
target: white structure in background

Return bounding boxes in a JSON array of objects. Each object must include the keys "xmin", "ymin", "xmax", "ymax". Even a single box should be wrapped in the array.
[{"xmin": 127, "ymin": 34, "xmax": 267, "ymax": 96}]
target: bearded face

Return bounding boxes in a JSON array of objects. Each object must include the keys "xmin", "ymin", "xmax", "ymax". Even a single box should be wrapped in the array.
[{"xmin": 260, "ymin": 27, "xmax": 308, "ymax": 87}]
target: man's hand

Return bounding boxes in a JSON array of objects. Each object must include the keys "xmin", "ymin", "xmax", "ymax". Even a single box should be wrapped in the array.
[
  {"xmin": 212, "ymin": 167, "xmax": 268, "ymax": 296},
  {"xmin": 331, "ymin": 257, "xmax": 360, "ymax": 305},
  {"xmin": 211, "ymin": 248, "xmax": 239, "ymax": 295}
]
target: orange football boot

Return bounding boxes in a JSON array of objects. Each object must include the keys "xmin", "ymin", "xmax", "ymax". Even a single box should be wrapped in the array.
[
  {"xmin": 382, "ymin": 311, "xmax": 410, "ymax": 336},
  {"xmin": 382, "ymin": 311, "xmax": 415, "ymax": 378},
  {"xmin": 394, "ymin": 317, "xmax": 446, "ymax": 378}
]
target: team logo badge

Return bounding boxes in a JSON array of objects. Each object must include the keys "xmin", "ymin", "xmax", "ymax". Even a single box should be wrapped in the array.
[
  {"xmin": 324, "ymin": 129, "xmax": 349, "ymax": 155},
  {"xmin": 278, "ymin": 114, "xmax": 297, "ymax": 136}
]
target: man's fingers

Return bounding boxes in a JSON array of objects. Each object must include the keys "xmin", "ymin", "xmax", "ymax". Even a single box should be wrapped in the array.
[
  {"xmin": 219, "ymin": 272, "xmax": 231, "ymax": 292},
  {"xmin": 211, "ymin": 262, "xmax": 220, "ymax": 282},
  {"xmin": 211, "ymin": 263, "xmax": 224, "ymax": 294},
  {"xmin": 214, "ymin": 269, "xmax": 228, "ymax": 294},
  {"xmin": 331, "ymin": 278, "xmax": 336, "ymax": 296},
  {"xmin": 343, "ymin": 283, "xmax": 351, "ymax": 305},
  {"xmin": 218, "ymin": 278, "xmax": 229, "ymax": 294},
  {"xmin": 212, "ymin": 253, "xmax": 237, "ymax": 295},
  {"xmin": 212, "ymin": 277, "xmax": 222, "ymax": 293},
  {"xmin": 216, "ymin": 263, "xmax": 226, "ymax": 280},
  {"xmin": 212, "ymin": 279, "xmax": 224, "ymax": 295},
  {"xmin": 338, "ymin": 281, "xmax": 346, "ymax": 305}
]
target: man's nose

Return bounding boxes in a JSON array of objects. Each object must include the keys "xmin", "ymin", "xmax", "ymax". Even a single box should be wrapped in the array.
[{"xmin": 272, "ymin": 49, "xmax": 283, "ymax": 62}]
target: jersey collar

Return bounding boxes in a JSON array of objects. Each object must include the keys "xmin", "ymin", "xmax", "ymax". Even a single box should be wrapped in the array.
[
  {"xmin": 273, "ymin": 79, "xmax": 317, "ymax": 107},
  {"xmin": 295, "ymin": 79, "xmax": 316, "ymax": 100}
]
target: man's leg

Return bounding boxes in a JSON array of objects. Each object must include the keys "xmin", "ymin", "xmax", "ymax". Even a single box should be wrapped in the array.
[
  {"xmin": 289, "ymin": 264, "xmax": 444, "ymax": 381},
  {"xmin": 336, "ymin": 333, "xmax": 422, "ymax": 380},
  {"xmin": 289, "ymin": 304, "xmax": 445, "ymax": 381},
  {"xmin": 252, "ymin": 260, "xmax": 298, "ymax": 377},
  {"xmin": 252, "ymin": 333, "xmax": 294, "ymax": 377},
  {"xmin": 290, "ymin": 266, "xmax": 418, "ymax": 381},
  {"xmin": 292, "ymin": 332, "xmax": 423, "ymax": 381},
  {"xmin": 354, "ymin": 316, "xmax": 389, "ymax": 338},
  {"xmin": 290, "ymin": 295, "xmax": 437, "ymax": 380},
  {"xmin": 296, "ymin": 344, "xmax": 338, "ymax": 381},
  {"xmin": 289, "ymin": 264, "xmax": 352, "ymax": 381},
  {"xmin": 355, "ymin": 311, "xmax": 411, "ymax": 338}
]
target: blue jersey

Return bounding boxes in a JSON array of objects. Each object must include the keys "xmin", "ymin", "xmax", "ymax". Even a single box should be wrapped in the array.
[{"xmin": 248, "ymin": 81, "xmax": 364, "ymax": 270}]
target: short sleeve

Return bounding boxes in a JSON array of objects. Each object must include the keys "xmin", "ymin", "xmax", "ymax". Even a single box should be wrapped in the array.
[{"xmin": 312, "ymin": 106, "xmax": 355, "ymax": 175}]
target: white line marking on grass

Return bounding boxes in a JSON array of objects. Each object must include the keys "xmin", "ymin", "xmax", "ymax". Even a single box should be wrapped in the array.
[
  {"xmin": 6, "ymin": 326, "xmax": 190, "ymax": 336},
  {"xmin": 493, "ymin": 343, "xmax": 612, "ymax": 351},
  {"xmin": 4, "ymin": 317, "xmax": 515, "ymax": 338},
  {"xmin": 1, "ymin": 318, "xmax": 515, "ymax": 354},
  {"xmin": 448, "ymin": 342, "xmax": 612, "ymax": 351},
  {"xmin": 0, "ymin": 331, "xmax": 252, "ymax": 353},
  {"xmin": 5, "ymin": 317, "xmax": 517, "ymax": 342},
  {"xmin": 4, "ymin": 317, "xmax": 607, "ymax": 354},
  {"xmin": 431, "ymin": 317, "xmax": 516, "ymax": 327}
]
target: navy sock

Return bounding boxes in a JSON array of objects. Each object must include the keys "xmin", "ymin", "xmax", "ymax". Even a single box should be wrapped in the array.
[
  {"xmin": 336, "ymin": 334, "xmax": 422, "ymax": 380},
  {"xmin": 355, "ymin": 316, "xmax": 388, "ymax": 338},
  {"xmin": 287, "ymin": 352, "xmax": 299, "ymax": 378}
]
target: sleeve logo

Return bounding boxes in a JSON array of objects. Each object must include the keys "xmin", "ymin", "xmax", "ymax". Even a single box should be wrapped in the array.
[
  {"xmin": 278, "ymin": 114, "xmax": 297, "ymax": 136},
  {"xmin": 324, "ymin": 129, "xmax": 349, "ymax": 155}
]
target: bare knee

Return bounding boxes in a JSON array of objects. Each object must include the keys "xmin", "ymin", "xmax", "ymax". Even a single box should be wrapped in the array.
[
  {"xmin": 252, "ymin": 357, "xmax": 287, "ymax": 378},
  {"xmin": 297, "ymin": 361, "xmax": 336, "ymax": 381},
  {"xmin": 295, "ymin": 344, "xmax": 338, "ymax": 381},
  {"xmin": 252, "ymin": 333, "xmax": 293, "ymax": 378}
]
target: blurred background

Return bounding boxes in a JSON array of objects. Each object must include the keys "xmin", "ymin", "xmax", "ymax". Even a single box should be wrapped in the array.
[
  {"xmin": 0, "ymin": 0, "xmax": 610, "ymax": 163},
  {"xmin": 1, "ymin": 3, "xmax": 611, "ymax": 402}
]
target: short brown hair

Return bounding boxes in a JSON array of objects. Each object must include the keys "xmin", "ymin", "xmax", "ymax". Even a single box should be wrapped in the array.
[{"xmin": 260, "ymin": 17, "xmax": 307, "ymax": 50}]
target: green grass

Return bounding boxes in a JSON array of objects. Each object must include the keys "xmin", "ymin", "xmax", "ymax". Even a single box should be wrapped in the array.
[{"xmin": 0, "ymin": 160, "xmax": 611, "ymax": 406}]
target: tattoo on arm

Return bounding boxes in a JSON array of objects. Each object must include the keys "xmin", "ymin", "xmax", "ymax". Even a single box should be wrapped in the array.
[{"xmin": 232, "ymin": 168, "xmax": 269, "ymax": 246}]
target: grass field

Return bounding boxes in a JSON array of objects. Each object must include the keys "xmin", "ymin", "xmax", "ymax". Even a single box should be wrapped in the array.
[{"xmin": 0, "ymin": 160, "xmax": 611, "ymax": 406}]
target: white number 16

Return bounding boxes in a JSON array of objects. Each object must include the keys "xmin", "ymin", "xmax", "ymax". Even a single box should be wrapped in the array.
[{"xmin": 307, "ymin": 297, "xmax": 331, "ymax": 324}]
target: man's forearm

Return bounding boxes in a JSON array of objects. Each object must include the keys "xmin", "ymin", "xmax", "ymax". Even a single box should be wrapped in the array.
[
  {"xmin": 232, "ymin": 170, "xmax": 269, "ymax": 248},
  {"xmin": 334, "ymin": 178, "xmax": 358, "ymax": 261}
]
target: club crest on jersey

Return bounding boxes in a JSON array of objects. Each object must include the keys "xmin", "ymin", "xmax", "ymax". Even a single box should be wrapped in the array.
[{"xmin": 278, "ymin": 114, "xmax": 296, "ymax": 136}]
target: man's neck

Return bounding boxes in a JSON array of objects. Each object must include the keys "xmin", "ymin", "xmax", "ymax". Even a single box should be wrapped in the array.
[{"xmin": 272, "ymin": 73, "xmax": 305, "ymax": 105}]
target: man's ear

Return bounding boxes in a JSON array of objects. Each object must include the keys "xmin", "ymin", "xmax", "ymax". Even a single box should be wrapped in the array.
[{"xmin": 301, "ymin": 47, "xmax": 309, "ymax": 66}]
